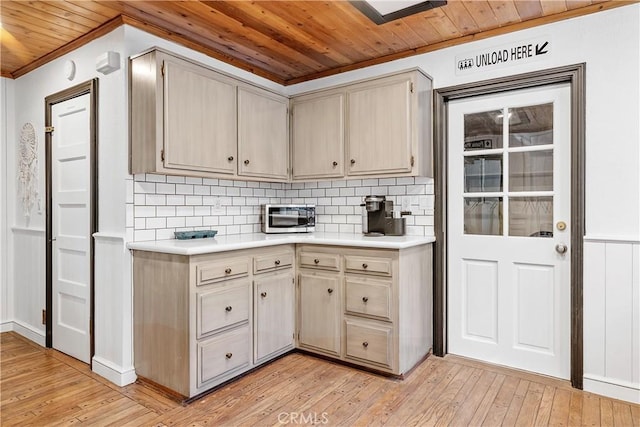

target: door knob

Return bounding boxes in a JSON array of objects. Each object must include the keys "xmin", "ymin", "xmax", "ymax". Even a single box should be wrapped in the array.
[
  {"xmin": 244, "ymin": 159, "xmax": 250, "ymax": 165},
  {"xmin": 332, "ymin": 161, "xmax": 338, "ymax": 167},
  {"xmin": 555, "ymin": 243, "xmax": 568, "ymax": 254}
]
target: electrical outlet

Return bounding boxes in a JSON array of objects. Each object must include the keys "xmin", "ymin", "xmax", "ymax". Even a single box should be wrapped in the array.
[
  {"xmin": 212, "ymin": 197, "xmax": 223, "ymax": 214},
  {"xmin": 401, "ymin": 196, "xmax": 411, "ymax": 211}
]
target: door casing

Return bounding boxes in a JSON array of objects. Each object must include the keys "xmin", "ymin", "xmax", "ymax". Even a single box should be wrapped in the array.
[
  {"xmin": 432, "ymin": 64, "xmax": 585, "ymax": 388},
  {"xmin": 45, "ymin": 79, "xmax": 98, "ymax": 364}
]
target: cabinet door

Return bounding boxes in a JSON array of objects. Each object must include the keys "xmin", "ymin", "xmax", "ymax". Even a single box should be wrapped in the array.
[
  {"xmin": 254, "ymin": 271, "xmax": 295, "ymax": 362},
  {"xmin": 238, "ymin": 86, "xmax": 289, "ymax": 180},
  {"xmin": 163, "ymin": 58, "xmax": 237, "ymax": 174},
  {"xmin": 291, "ymin": 93, "xmax": 345, "ymax": 180},
  {"xmin": 347, "ymin": 76, "xmax": 413, "ymax": 175},
  {"xmin": 298, "ymin": 271, "xmax": 341, "ymax": 356}
]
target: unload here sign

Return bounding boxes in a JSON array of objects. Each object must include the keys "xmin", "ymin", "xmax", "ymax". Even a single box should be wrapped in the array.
[{"xmin": 455, "ymin": 36, "xmax": 551, "ymax": 75}]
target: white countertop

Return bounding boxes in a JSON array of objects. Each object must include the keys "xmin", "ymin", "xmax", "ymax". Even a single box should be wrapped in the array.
[{"xmin": 127, "ymin": 232, "xmax": 435, "ymax": 255}]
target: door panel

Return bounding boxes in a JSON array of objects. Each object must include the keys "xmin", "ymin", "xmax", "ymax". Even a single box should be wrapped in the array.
[
  {"xmin": 52, "ymin": 94, "xmax": 91, "ymax": 363},
  {"xmin": 448, "ymin": 84, "xmax": 571, "ymax": 379}
]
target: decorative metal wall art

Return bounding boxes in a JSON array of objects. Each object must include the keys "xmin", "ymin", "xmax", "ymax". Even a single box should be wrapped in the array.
[{"xmin": 18, "ymin": 122, "xmax": 38, "ymax": 218}]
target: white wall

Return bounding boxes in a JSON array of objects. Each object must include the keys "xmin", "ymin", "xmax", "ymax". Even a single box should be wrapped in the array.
[
  {"xmin": 3, "ymin": 4, "xmax": 638, "ymax": 403},
  {"xmin": 0, "ymin": 78, "xmax": 13, "ymax": 331}
]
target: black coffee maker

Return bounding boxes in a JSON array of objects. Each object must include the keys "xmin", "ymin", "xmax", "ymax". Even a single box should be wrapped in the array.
[{"xmin": 361, "ymin": 195, "xmax": 393, "ymax": 236}]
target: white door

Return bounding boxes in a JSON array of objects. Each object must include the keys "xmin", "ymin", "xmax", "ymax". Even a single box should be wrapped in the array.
[
  {"xmin": 51, "ymin": 94, "xmax": 92, "ymax": 363},
  {"xmin": 447, "ymin": 84, "xmax": 571, "ymax": 379}
]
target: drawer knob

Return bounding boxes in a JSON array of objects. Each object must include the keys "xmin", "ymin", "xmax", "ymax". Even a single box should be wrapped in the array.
[
  {"xmin": 314, "ymin": 259, "xmax": 320, "ymax": 264},
  {"xmin": 351, "ymin": 159, "xmax": 356, "ymax": 165},
  {"xmin": 225, "ymin": 268, "xmax": 232, "ymax": 274},
  {"xmin": 362, "ymin": 263, "xmax": 368, "ymax": 269},
  {"xmin": 332, "ymin": 161, "xmax": 338, "ymax": 167},
  {"xmin": 362, "ymin": 342, "xmax": 369, "ymax": 348},
  {"xmin": 244, "ymin": 159, "xmax": 250, "ymax": 165},
  {"xmin": 362, "ymin": 296, "xmax": 369, "ymax": 303},
  {"xmin": 261, "ymin": 292, "xmax": 267, "ymax": 298},
  {"xmin": 225, "ymin": 352, "xmax": 233, "ymax": 359},
  {"xmin": 225, "ymin": 306, "xmax": 232, "ymax": 312},
  {"xmin": 274, "ymin": 259, "xmax": 281, "ymax": 265},
  {"xmin": 227, "ymin": 156, "xmax": 234, "ymax": 162},
  {"xmin": 327, "ymin": 288, "xmax": 334, "ymax": 294}
]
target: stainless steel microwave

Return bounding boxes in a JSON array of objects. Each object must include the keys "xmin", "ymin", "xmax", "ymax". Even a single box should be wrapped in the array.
[{"xmin": 261, "ymin": 204, "xmax": 315, "ymax": 233}]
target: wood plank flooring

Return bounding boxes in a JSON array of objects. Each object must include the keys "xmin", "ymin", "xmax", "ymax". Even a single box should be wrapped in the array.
[{"xmin": 1, "ymin": 332, "xmax": 639, "ymax": 426}]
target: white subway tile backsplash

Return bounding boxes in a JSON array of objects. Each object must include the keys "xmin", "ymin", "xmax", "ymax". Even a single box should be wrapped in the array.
[{"xmin": 130, "ymin": 174, "xmax": 434, "ymax": 241}]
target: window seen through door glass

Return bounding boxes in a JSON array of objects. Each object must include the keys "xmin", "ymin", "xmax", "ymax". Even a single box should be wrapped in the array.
[
  {"xmin": 464, "ymin": 155, "xmax": 503, "ymax": 193},
  {"xmin": 508, "ymin": 103, "xmax": 553, "ymax": 147},
  {"xmin": 509, "ymin": 150, "xmax": 553, "ymax": 192},
  {"xmin": 509, "ymin": 197, "xmax": 553, "ymax": 237},
  {"xmin": 464, "ymin": 110, "xmax": 503, "ymax": 151},
  {"xmin": 464, "ymin": 197, "xmax": 503, "ymax": 236}
]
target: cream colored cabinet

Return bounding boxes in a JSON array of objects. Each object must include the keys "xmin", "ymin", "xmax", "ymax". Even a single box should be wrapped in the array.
[
  {"xmin": 298, "ymin": 270, "xmax": 342, "ymax": 356},
  {"xmin": 130, "ymin": 50, "xmax": 237, "ymax": 177},
  {"xmin": 238, "ymin": 86, "xmax": 289, "ymax": 181},
  {"xmin": 254, "ymin": 271, "xmax": 295, "ymax": 363},
  {"xmin": 291, "ymin": 92, "xmax": 345, "ymax": 180},
  {"xmin": 290, "ymin": 69, "xmax": 432, "ymax": 181},
  {"xmin": 133, "ymin": 245, "xmax": 295, "ymax": 398},
  {"xmin": 295, "ymin": 244, "xmax": 433, "ymax": 375},
  {"xmin": 130, "ymin": 49, "xmax": 289, "ymax": 182}
]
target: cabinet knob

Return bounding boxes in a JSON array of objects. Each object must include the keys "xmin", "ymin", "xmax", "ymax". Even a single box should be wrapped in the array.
[
  {"xmin": 225, "ymin": 352, "xmax": 233, "ymax": 359},
  {"xmin": 227, "ymin": 156, "xmax": 234, "ymax": 162},
  {"xmin": 332, "ymin": 161, "xmax": 338, "ymax": 167},
  {"xmin": 261, "ymin": 292, "xmax": 267, "ymax": 298},
  {"xmin": 274, "ymin": 259, "xmax": 281, "ymax": 265},
  {"xmin": 225, "ymin": 268, "xmax": 232, "ymax": 274},
  {"xmin": 362, "ymin": 296, "xmax": 369, "ymax": 303},
  {"xmin": 244, "ymin": 159, "xmax": 250, "ymax": 165},
  {"xmin": 327, "ymin": 288, "xmax": 334, "ymax": 294},
  {"xmin": 350, "ymin": 159, "xmax": 356, "ymax": 165},
  {"xmin": 314, "ymin": 259, "xmax": 320, "ymax": 264},
  {"xmin": 362, "ymin": 342, "xmax": 369, "ymax": 348},
  {"xmin": 362, "ymin": 263, "xmax": 368, "ymax": 269},
  {"xmin": 225, "ymin": 306, "xmax": 232, "ymax": 312}
]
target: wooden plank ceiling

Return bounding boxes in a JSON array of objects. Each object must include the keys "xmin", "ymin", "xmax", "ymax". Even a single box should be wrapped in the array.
[{"xmin": 0, "ymin": 0, "xmax": 630, "ymax": 84}]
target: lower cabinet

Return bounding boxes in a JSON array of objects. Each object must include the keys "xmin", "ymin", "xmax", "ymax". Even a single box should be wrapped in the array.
[
  {"xmin": 298, "ymin": 271, "xmax": 342, "ymax": 356},
  {"xmin": 254, "ymin": 271, "xmax": 295, "ymax": 363}
]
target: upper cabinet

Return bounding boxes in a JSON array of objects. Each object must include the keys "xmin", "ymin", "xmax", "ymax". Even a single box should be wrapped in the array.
[
  {"xmin": 130, "ymin": 49, "xmax": 289, "ymax": 182},
  {"xmin": 290, "ymin": 70, "xmax": 432, "ymax": 181},
  {"xmin": 291, "ymin": 93, "xmax": 345, "ymax": 180},
  {"xmin": 238, "ymin": 87, "xmax": 289, "ymax": 181}
]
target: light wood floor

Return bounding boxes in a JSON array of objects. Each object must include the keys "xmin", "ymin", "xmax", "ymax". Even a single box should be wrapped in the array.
[{"xmin": 1, "ymin": 332, "xmax": 638, "ymax": 426}]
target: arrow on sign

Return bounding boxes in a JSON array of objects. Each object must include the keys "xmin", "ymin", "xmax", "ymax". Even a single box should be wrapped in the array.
[{"xmin": 535, "ymin": 41, "xmax": 549, "ymax": 55}]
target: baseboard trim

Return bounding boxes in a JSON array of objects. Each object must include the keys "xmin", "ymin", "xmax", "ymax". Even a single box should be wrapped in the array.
[
  {"xmin": 4, "ymin": 320, "xmax": 46, "ymax": 346},
  {"xmin": 92, "ymin": 356, "xmax": 137, "ymax": 387},
  {"xmin": 583, "ymin": 375, "xmax": 640, "ymax": 404}
]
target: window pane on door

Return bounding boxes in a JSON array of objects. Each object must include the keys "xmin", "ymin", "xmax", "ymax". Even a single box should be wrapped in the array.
[
  {"xmin": 464, "ymin": 110, "xmax": 503, "ymax": 151},
  {"xmin": 509, "ymin": 150, "xmax": 553, "ymax": 192},
  {"xmin": 509, "ymin": 197, "xmax": 553, "ymax": 237},
  {"xmin": 509, "ymin": 103, "xmax": 553, "ymax": 148},
  {"xmin": 464, "ymin": 197, "xmax": 503, "ymax": 235},
  {"xmin": 464, "ymin": 155, "xmax": 503, "ymax": 192}
]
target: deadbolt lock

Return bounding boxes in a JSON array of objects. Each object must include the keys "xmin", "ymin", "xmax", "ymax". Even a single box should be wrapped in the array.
[{"xmin": 556, "ymin": 221, "xmax": 567, "ymax": 231}]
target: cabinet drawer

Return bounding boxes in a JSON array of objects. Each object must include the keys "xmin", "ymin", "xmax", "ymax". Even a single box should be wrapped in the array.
[
  {"xmin": 198, "ymin": 325, "xmax": 250, "ymax": 387},
  {"xmin": 344, "ymin": 255, "xmax": 391, "ymax": 276},
  {"xmin": 254, "ymin": 252, "xmax": 293, "ymax": 274},
  {"xmin": 197, "ymin": 281, "xmax": 249, "ymax": 338},
  {"xmin": 197, "ymin": 258, "xmax": 249, "ymax": 285},
  {"xmin": 299, "ymin": 251, "xmax": 341, "ymax": 271},
  {"xmin": 345, "ymin": 319, "xmax": 393, "ymax": 369},
  {"xmin": 345, "ymin": 278, "xmax": 392, "ymax": 321}
]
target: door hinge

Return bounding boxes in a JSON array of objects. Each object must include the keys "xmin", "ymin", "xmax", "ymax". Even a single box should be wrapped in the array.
[
  {"xmin": 410, "ymin": 155, "xmax": 415, "ymax": 167},
  {"xmin": 45, "ymin": 126, "xmax": 54, "ymax": 133},
  {"xmin": 410, "ymin": 82, "xmax": 414, "ymax": 93},
  {"xmin": 42, "ymin": 309, "xmax": 46, "ymax": 325},
  {"xmin": 161, "ymin": 149, "xmax": 165, "ymax": 162}
]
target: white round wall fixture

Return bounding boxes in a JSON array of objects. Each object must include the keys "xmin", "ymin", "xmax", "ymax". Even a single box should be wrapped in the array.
[{"xmin": 64, "ymin": 60, "xmax": 76, "ymax": 81}]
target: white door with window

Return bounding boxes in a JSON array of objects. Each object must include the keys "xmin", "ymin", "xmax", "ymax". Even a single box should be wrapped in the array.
[
  {"xmin": 51, "ymin": 93, "xmax": 91, "ymax": 363},
  {"xmin": 447, "ymin": 84, "xmax": 571, "ymax": 379}
]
